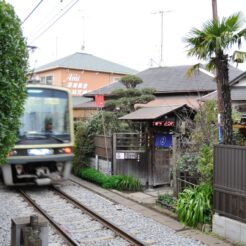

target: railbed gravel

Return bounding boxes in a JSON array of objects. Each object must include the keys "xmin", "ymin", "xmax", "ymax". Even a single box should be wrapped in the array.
[
  {"xmin": 0, "ymin": 181, "xmax": 207, "ymax": 246},
  {"xmin": 26, "ymin": 189, "xmax": 130, "ymax": 245},
  {"xmin": 59, "ymin": 181, "xmax": 207, "ymax": 246},
  {"xmin": 0, "ymin": 185, "xmax": 68, "ymax": 246}
]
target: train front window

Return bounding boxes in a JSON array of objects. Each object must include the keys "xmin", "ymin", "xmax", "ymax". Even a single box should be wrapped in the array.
[{"xmin": 18, "ymin": 88, "xmax": 70, "ymax": 143}]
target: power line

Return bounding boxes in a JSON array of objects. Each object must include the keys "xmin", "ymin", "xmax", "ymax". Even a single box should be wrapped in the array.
[
  {"xmin": 28, "ymin": 1, "xmax": 62, "ymax": 38},
  {"xmin": 29, "ymin": 0, "xmax": 74, "ymax": 40},
  {"xmin": 29, "ymin": 0, "xmax": 79, "ymax": 44},
  {"xmin": 21, "ymin": 0, "xmax": 44, "ymax": 25}
]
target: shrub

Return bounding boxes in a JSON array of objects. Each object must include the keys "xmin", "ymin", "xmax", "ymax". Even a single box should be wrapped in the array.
[
  {"xmin": 79, "ymin": 167, "xmax": 109, "ymax": 185},
  {"xmin": 176, "ymin": 153, "xmax": 199, "ymax": 176},
  {"xmin": 78, "ymin": 168, "xmax": 142, "ymax": 191},
  {"xmin": 158, "ymin": 194, "xmax": 177, "ymax": 210},
  {"xmin": 103, "ymin": 175, "xmax": 142, "ymax": 191},
  {"xmin": 0, "ymin": 1, "xmax": 28, "ymax": 165},
  {"xmin": 197, "ymin": 145, "xmax": 213, "ymax": 183},
  {"xmin": 176, "ymin": 183, "xmax": 212, "ymax": 227}
]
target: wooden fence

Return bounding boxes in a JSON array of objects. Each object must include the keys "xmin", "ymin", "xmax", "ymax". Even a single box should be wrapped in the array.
[
  {"xmin": 213, "ymin": 144, "xmax": 246, "ymax": 223},
  {"xmin": 94, "ymin": 133, "xmax": 148, "ymax": 185},
  {"xmin": 94, "ymin": 135, "xmax": 112, "ymax": 160}
]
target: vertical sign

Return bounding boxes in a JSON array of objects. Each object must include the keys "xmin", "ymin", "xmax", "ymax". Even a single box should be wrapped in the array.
[
  {"xmin": 95, "ymin": 95, "xmax": 104, "ymax": 107},
  {"xmin": 218, "ymin": 113, "xmax": 222, "ymax": 143}
]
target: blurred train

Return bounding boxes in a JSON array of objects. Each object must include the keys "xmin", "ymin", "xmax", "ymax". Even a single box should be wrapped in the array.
[{"xmin": 1, "ymin": 84, "xmax": 74, "ymax": 186}]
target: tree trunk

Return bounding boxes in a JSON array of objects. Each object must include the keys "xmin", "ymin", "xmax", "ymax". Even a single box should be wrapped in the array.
[{"xmin": 215, "ymin": 55, "xmax": 233, "ymax": 145}]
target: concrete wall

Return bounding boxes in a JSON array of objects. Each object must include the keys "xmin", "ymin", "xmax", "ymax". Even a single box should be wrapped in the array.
[{"xmin": 213, "ymin": 213, "xmax": 246, "ymax": 245}]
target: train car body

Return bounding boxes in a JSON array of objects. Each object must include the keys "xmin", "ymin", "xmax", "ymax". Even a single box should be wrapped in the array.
[{"xmin": 1, "ymin": 84, "xmax": 74, "ymax": 186}]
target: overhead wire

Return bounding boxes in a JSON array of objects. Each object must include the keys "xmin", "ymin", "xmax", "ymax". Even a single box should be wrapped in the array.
[
  {"xmin": 28, "ymin": 1, "xmax": 62, "ymax": 38},
  {"xmin": 21, "ymin": 0, "xmax": 44, "ymax": 25},
  {"xmin": 29, "ymin": 0, "xmax": 80, "ymax": 44}
]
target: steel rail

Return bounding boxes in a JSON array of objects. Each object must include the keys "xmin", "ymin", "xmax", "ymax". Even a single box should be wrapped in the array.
[
  {"xmin": 18, "ymin": 188, "xmax": 79, "ymax": 246},
  {"xmin": 52, "ymin": 185, "xmax": 147, "ymax": 246}
]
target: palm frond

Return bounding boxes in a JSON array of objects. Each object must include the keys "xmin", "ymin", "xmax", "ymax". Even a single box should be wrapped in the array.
[{"xmin": 186, "ymin": 63, "xmax": 201, "ymax": 78}]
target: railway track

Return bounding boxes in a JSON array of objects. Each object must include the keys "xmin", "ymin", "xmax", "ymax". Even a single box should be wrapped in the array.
[{"xmin": 18, "ymin": 186, "xmax": 146, "ymax": 246}]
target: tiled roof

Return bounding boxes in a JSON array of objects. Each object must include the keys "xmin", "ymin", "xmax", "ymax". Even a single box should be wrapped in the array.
[
  {"xmin": 73, "ymin": 100, "xmax": 98, "ymax": 109},
  {"xmin": 119, "ymin": 104, "xmax": 192, "ymax": 120},
  {"xmin": 136, "ymin": 95, "xmax": 201, "ymax": 109},
  {"xmin": 35, "ymin": 52, "xmax": 137, "ymax": 75},
  {"xmin": 85, "ymin": 65, "xmax": 242, "ymax": 96},
  {"xmin": 201, "ymin": 86, "xmax": 246, "ymax": 101},
  {"xmin": 201, "ymin": 72, "xmax": 246, "ymax": 102}
]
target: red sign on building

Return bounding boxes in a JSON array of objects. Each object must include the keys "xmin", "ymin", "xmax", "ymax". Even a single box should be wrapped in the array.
[{"xmin": 95, "ymin": 95, "xmax": 104, "ymax": 107}]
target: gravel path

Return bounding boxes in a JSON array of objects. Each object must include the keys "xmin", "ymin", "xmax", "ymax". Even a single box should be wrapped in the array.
[
  {"xmin": 59, "ymin": 181, "xmax": 207, "ymax": 246},
  {"xmin": 0, "ymin": 185, "xmax": 67, "ymax": 246},
  {"xmin": 0, "ymin": 181, "xmax": 207, "ymax": 246}
]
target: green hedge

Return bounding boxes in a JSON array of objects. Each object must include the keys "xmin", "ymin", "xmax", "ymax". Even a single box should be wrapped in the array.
[{"xmin": 78, "ymin": 168, "xmax": 142, "ymax": 192}]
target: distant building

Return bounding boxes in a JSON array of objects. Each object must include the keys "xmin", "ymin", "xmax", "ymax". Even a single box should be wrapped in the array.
[
  {"xmin": 30, "ymin": 52, "xmax": 137, "ymax": 120},
  {"xmin": 77, "ymin": 65, "xmax": 242, "ymax": 120}
]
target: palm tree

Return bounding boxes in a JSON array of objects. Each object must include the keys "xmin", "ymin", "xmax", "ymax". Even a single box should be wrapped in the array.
[{"xmin": 184, "ymin": 12, "xmax": 246, "ymax": 144}]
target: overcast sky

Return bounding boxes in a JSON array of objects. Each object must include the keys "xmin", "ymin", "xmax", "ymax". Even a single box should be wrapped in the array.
[{"xmin": 6, "ymin": 0, "xmax": 246, "ymax": 72}]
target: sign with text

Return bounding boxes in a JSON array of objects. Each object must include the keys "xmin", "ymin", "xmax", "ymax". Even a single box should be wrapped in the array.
[{"xmin": 116, "ymin": 152, "xmax": 138, "ymax": 160}]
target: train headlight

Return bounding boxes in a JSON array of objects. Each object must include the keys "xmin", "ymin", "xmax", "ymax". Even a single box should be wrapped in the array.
[{"xmin": 27, "ymin": 148, "xmax": 54, "ymax": 156}]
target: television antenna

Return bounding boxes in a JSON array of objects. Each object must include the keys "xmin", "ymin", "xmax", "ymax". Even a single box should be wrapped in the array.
[{"xmin": 152, "ymin": 10, "xmax": 174, "ymax": 67}]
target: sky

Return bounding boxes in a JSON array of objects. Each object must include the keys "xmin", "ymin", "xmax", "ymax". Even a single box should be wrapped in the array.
[{"xmin": 6, "ymin": 0, "xmax": 246, "ymax": 72}]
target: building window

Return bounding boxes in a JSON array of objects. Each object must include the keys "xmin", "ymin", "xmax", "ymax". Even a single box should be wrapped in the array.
[
  {"xmin": 112, "ymin": 77, "xmax": 120, "ymax": 83},
  {"xmin": 40, "ymin": 75, "xmax": 53, "ymax": 85}
]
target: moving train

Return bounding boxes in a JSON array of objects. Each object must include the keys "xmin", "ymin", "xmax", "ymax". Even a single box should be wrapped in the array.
[{"xmin": 1, "ymin": 84, "xmax": 74, "ymax": 186}]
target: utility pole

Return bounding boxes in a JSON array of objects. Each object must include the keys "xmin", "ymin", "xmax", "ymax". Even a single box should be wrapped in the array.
[{"xmin": 152, "ymin": 10, "xmax": 173, "ymax": 67}]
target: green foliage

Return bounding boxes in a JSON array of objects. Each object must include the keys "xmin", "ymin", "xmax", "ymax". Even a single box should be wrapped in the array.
[
  {"xmin": 176, "ymin": 144, "xmax": 214, "ymax": 184},
  {"xmin": 73, "ymin": 112, "xmax": 130, "ymax": 171},
  {"xmin": 233, "ymin": 129, "xmax": 246, "ymax": 146},
  {"xmin": 176, "ymin": 153, "xmax": 199, "ymax": 176},
  {"xmin": 0, "ymin": 1, "xmax": 28, "ymax": 165},
  {"xmin": 191, "ymin": 100, "xmax": 218, "ymax": 150},
  {"xmin": 119, "ymin": 75, "xmax": 143, "ymax": 88},
  {"xmin": 107, "ymin": 87, "xmax": 156, "ymax": 115},
  {"xmin": 73, "ymin": 121, "xmax": 95, "ymax": 172},
  {"xmin": 79, "ymin": 167, "xmax": 108, "ymax": 185},
  {"xmin": 185, "ymin": 12, "xmax": 246, "ymax": 65},
  {"xmin": 103, "ymin": 175, "xmax": 142, "ymax": 191},
  {"xmin": 158, "ymin": 194, "xmax": 177, "ymax": 209},
  {"xmin": 78, "ymin": 168, "xmax": 142, "ymax": 191},
  {"xmin": 197, "ymin": 145, "xmax": 213, "ymax": 183},
  {"xmin": 114, "ymin": 88, "xmax": 142, "ymax": 97},
  {"xmin": 141, "ymin": 88, "xmax": 156, "ymax": 95},
  {"xmin": 135, "ymin": 94, "xmax": 155, "ymax": 104},
  {"xmin": 176, "ymin": 183, "xmax": 212, "ymax": 227}
]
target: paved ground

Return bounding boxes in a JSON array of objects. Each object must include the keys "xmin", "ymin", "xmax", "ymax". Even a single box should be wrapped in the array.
[{"xmin": 70, "ymin": 175, "xmax": 234, "ymax": 246}]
